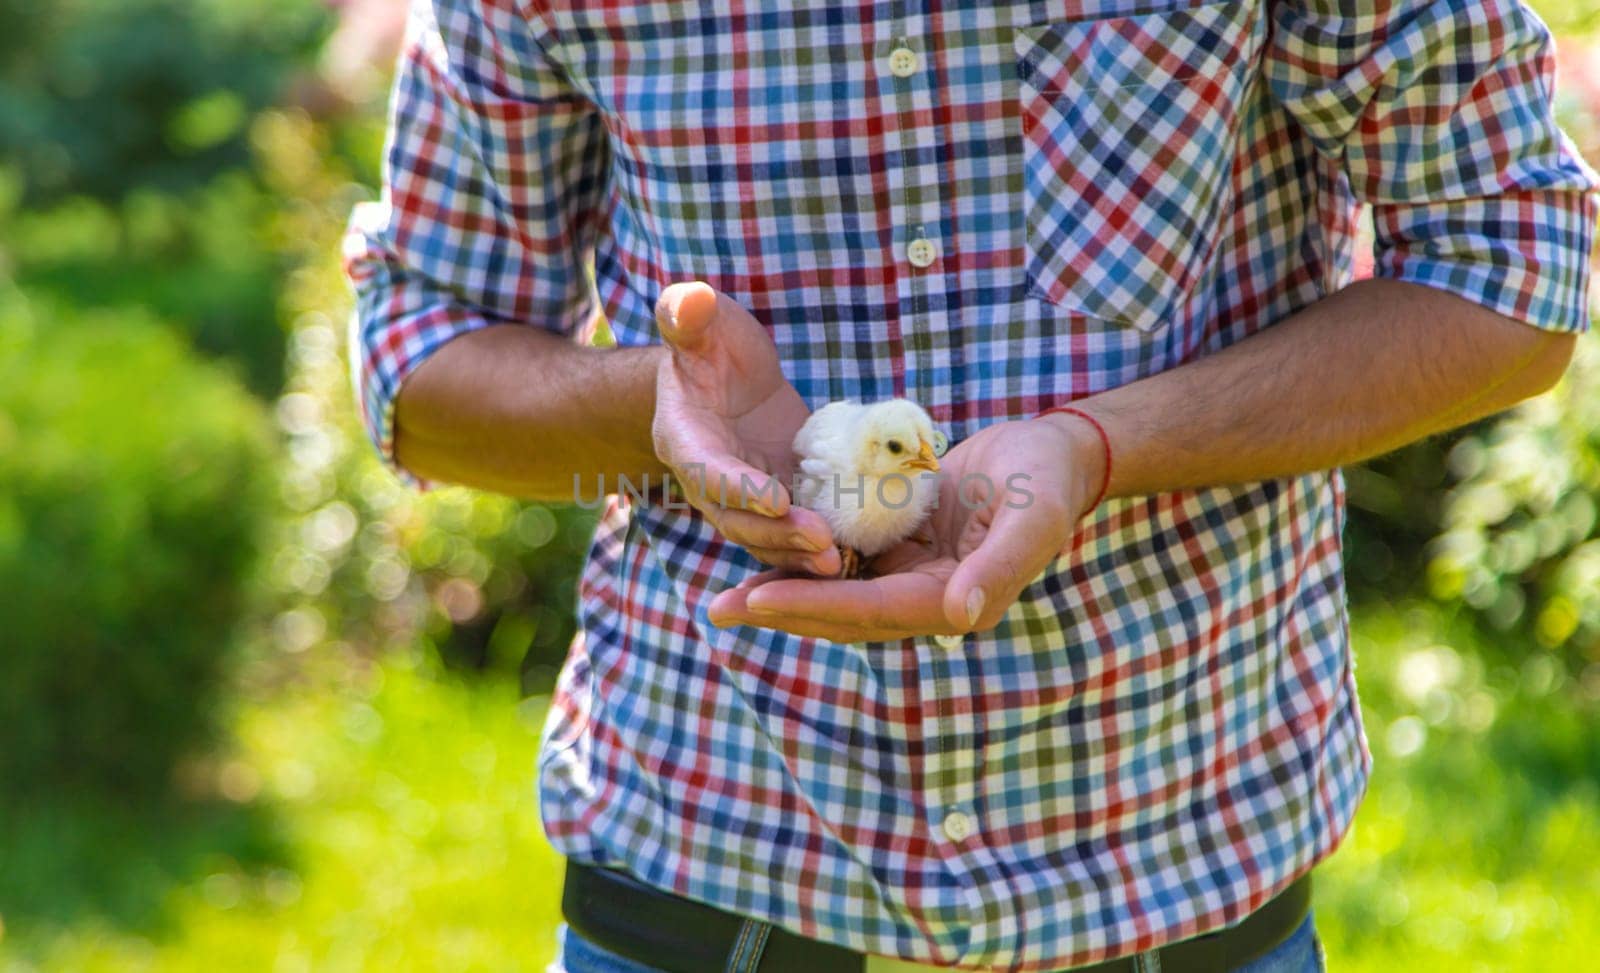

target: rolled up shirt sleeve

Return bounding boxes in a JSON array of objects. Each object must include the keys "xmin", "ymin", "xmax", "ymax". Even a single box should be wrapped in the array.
[
  {"xmin": 342, "ymin": 0, "xmax": 609, "ymax": 478},
  {"xmin": 1266, "ymin": 0, "xmax": 1599, "ymax": 331}
]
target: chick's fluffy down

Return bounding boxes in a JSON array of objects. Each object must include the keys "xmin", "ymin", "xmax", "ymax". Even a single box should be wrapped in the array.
[{"xmin": 792, "ymin": 399, "xmax": 941, "ymax": 558}]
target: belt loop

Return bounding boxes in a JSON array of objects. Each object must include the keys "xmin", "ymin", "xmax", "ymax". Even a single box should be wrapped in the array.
[
  {"xmin": 1134, "ymin": 951, "xmax": 1163, "ymax": 973},
  {"xmin": 724, "ymin": 918, "xmax": 774, "ymax": 973}
]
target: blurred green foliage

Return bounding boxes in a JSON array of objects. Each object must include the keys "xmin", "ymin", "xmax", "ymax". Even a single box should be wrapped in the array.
[
  {"xmin": 0, "ymin": 0, "xmax": 333, "ymax": 396},
  {"xmin": 1429, "ymin": 351, "xmax": 1600, "ymax": 647},
  {"xmin": 1346, "ymin": 338, "xmax": 1600, "ymax": 674},
  {"xmin": 1538, "ymin": 0, "xmax": 1600, "ymax": 36},
  {"xmin": 2, "ymin": 654, "xmax": 563, "ymax": 972},
  {"xmin": 251, "ymin": 112, "xmax": 593, "ymax": 696},
  {"xmin": 0, "ymin": 291, "xmax": 275, "ymax": 802},
  {"xmin": 0, "ymin": 173, "xmax": 290, "ymax": 397},
  {"xmin": 0, "ymin": 0, "xmax": 327, "ymax": 204}
]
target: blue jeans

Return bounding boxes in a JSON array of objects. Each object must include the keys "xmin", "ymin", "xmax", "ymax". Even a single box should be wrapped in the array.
[{"xmin": 552, "ymin": 913, "xmax": 1326, "ymax": 973}]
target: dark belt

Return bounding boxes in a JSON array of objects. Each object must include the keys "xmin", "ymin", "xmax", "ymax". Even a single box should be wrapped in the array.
[{"xmin": 562, "ymin": 859, "xmax": 1312, "ymax": 973}]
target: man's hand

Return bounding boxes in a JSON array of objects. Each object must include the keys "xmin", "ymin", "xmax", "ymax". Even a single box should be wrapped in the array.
[
  {"xmin": 654, "ymin": 282, "xmax": 840, "ymax": 575},
  {"xmin": 706, "ymin": 413, "xmax": 1107, "ymax": 641}
]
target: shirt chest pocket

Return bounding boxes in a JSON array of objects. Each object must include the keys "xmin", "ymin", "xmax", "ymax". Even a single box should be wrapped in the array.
[{"xmin": 1015, "ymin": 0, "xmax": 1265, "ymax": 334}]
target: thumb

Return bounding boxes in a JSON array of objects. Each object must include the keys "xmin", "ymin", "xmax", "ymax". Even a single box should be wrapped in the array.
[
  {"xmin": 656, "ymin": 280, "xmax": 720, "ymax": 354},
  {"xmin": 943, "ymin": 505, "xmax": 1058, "ymax": 631}
]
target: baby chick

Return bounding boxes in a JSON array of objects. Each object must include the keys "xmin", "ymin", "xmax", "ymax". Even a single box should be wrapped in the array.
[{"xmin": 793, "ymin": 399, "xmax": 944, "ymax": 578}]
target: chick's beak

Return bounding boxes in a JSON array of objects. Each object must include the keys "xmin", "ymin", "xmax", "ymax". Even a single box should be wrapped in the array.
[{"xmin": 903, "ymin": 439, "xmax": 940, "ymax": 473}]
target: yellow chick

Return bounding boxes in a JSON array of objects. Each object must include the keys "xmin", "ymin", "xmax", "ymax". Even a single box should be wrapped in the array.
[{"xmin": 793, "ymin": 399, "xmax": 943, "ymax": 578}]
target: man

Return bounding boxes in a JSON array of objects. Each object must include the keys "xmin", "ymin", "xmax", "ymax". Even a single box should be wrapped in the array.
[{"xmin": 345, "ymin": 1, "xmax": 1596, "ymax": 970}]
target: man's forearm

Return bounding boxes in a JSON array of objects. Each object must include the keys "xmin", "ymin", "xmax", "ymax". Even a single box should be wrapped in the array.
[
  {"xmin": 393, "ymin": 324, "xmax": 668, "ymax": 500},
  {"xmin": 1058, "ymin": 279, "xmax": 1577, "ymax": 498}
]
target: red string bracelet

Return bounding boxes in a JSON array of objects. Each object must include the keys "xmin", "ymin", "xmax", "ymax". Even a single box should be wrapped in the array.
[{"xmin": 1036, "ymin": 405, "xmax": 1112, "ymax": 511}]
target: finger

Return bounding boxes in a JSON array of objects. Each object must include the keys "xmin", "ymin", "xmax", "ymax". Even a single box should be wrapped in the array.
[
  {"xmin": 713, "ymin": 508, "xmax": 833, "ymax": 553},
  {"xmin": 655, "ymin": 281, "xmax": 720, "ymax": 353},
  {"xmin": 706, "ymin": 585, "xmax": 754, "ymax": 628},
  {"xmin": 675, "ymin": 450, "xmax": 792, "ymax": 517},
  {"xmin": 784, "ymin": 506, "xmax": 835, "ymax": 544},
  {"xmin": 743, "ymin": 573, "xmax": 952, "ymax": 632},
  {"xmin": 744, "ymin": 546, "xmax": 842, "ymax": 576},
  {"xmin": 736, "ymin": 617, "xmax": 902, "ymax": 643},
  {"xmin": 707, "ymin": 567, "xmax": 812, "ymax": 626},
  {"xmin": 944, "ymin": 504, "xmax": 1063, "ymax": 631},
  {"xmin": 708, "ymin": 589, "xmax": 896, "ymax": 641}
]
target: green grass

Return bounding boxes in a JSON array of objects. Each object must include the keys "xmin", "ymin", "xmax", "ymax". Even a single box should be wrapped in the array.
[
  {"xmin": 1535, "ymin": 0, "xmax": 1600, "ymax": 36},
  {"xmin": 0, "ymin": 653, "xmax": 564, "ymax": 972},
  {"xmin": 1316, "ymin": 607, "xmax": 1600, "ymax": 970},
  {"xmin": 2, "ymin": 605, "xmax": 1595, "ymax": 971}
]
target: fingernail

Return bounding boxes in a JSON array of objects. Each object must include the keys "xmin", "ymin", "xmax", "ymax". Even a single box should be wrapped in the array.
[{"xmin": 965, "ymin": 588, "xmax": 986, "ymax": 626}]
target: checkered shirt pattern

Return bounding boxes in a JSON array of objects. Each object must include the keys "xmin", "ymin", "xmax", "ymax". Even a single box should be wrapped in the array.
[{"xmin": 344, "ymin": 1, "xmax": 1597, "ymax": 969}]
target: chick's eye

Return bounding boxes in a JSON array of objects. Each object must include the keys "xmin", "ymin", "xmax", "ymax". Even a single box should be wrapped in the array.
[{"xmin": 886, "ymin": 440, "xmax": 903, "ymax": 455}]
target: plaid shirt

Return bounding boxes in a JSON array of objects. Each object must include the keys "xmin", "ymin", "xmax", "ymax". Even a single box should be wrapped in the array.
[{"xmin": 345, "ymin": 1, "xmax": 1596, "ymax": 968}]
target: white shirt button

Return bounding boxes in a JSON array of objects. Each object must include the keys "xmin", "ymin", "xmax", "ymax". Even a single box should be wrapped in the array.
[
  {"xmin": 942, "ymin": 810, "xmax": 975, "ymax": 843},
  {"xmin": 906, "ymin": 237, "xmax": 937, "ymax": 268},
  {"xmin": 887, "ymin": 46, "xmax": 920, "ymax": 78},
  {"xmin": 934, "ymin": 633, "xmax": 964, "ymax": 650}
]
